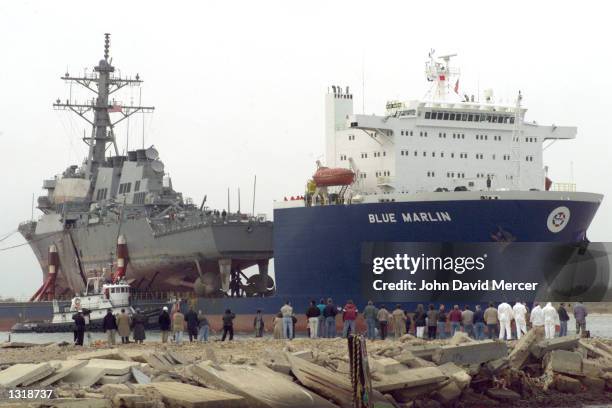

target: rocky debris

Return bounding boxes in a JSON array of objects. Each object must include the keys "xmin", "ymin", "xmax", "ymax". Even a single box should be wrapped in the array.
[{"xmin": 1, "ymin": 335, "xmax": 611, "ymax": 407}]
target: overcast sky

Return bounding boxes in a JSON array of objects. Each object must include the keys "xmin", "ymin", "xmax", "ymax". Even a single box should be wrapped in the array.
[{"xmin": 0, "ymin": 0, "xmax": 611, "ymax": 298}]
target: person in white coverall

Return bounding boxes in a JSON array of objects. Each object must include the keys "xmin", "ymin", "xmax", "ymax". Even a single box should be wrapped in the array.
[
  {"xmin": 497, "ymin": 302, "xmax": 514, "ymax": 340},
  {"xmin": 530, "ymin": 303, "xmax": 545, "ymax": 339},
  {"xmin": 513, "ymin": 301, "xmax": 528, "ymax": 339},
  {"xmin": 542, "ymin": 302, "xmax": 559, "ymax": 339}
]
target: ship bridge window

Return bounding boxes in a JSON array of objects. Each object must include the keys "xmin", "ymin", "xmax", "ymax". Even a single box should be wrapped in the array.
[
  {"xmin": 348, "ymin": 135, "xmax": 355, "ymax": 141},
  {"xmin": 449, "ymin": 113, "xmax": 456, "ymax": 120},
  {"xmin": 425, "ymin": 111, "xmax": 431, "ymax": 119},
  {"xmin": 474, "ymin": 114, "xmax": 480, "ymax": 121},
  {"xmin": 414, "ymin": 151, "xmax": 418, "ymax": 157},
  {"xmin": 443, "ymin": 112, "xmax": 449, "ymax": 120},
  {"xmin": 134, "ymin": 181, "xmax": 141, "ymax": 192},
  {"xmin": 468, "ymin": 114, "xmax": 473, "ymax": 121}
]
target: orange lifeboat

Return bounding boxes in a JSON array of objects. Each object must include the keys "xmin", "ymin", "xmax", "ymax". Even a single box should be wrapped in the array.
[{"xmin": 312, "ymin": 167, "xmax": 355, "ymax": 187}]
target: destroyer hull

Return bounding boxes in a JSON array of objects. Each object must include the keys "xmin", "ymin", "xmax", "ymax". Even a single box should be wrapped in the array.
[{"xmin": 20, "ymin": 217, "xmax": 273, "ymax": 296}]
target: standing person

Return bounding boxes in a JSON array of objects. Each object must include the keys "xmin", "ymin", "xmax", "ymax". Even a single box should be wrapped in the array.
[
  {"xmin": 117, "ymin": 308, "xmax": 131, "ymax": 344},
  {"xmin": 198, "ymin": 310, "xmax": 210, "ymax": 342},
  {"xmin": 557, "ymin": 303, "xmax": 570, "ymax": 337},
  {"xmin": 158, "ymin": 307, "xmax": 171, "ymax": 343},
  {"xmin": 323, "ymin": 298, "xmax": 338, "ymax": 338},
  {"xmin": 131, "ymin": 309, "xmax": 146, "ymax": 344},
  {"xmin": 342, "ymin": 300, "xmax": 358, "ymax": 338},
  {"xmin": 461, "ymin": 305, "xmax": 474, "ymax": 338},
  {"xmin": 172, "ymin": 308, "xmax": 185, "ymax": 345},
  {"xmin": 73, "ymin": 310, "xmax": 86, "ymax": 346},
  {"xmin": 103, "ymin": 309, "xmax": 117, "ymax": 346},
  {"xmin": 484, "ymin": 302, "xmax": 499, "ymax": 339},
  {"xmin": 280, "ymin": 301, "xmax": 294, "ymax": 340},
  {"xmin": 543, "ymin": 302, "xmax": 559, "ymax": 339},
  {"xmin": 497, "ymin": 301, "xmax": 514, "ymax": 341},
  {"xmin": 404, "ymin": 310, "xmax": 412, "ymax": 335},
  {"xmin": 185, "ymin": 307, "xmax": 199, "ymax": 342},
  {"xmin": 448, "ymin": 305, "xmax": 462, "ymax": 337},
  {"xmin": 392, "ymin": 304, "xmax": 407, "ymax": 339},
  {"xmin": 513, "ymin": 301, "xmax": 528, "ymax": 340},
  {"xmin": 573, "ymin": 302, "xmax": 588, "ymax": 336},
  {"xmin": 254, "ymin": 309, "xmax": 265, "ymax": 338},
  {"xmin": 221, "ymin": 309, "xmax": 236, "ymax": 341},
  {"xmin": 363, "ymin": 301, "xmax": 378, "ymax": 341},
  {"xmin": 316, "ymin": 298, "xmax": 326, "ymax": 338},
  {"xmin": 473, "ymin": 305, "xmax": 485, "ymax": 340},
  {"xmin": 377, "ymin": 305, "xmax": 390, "ymax": 340},
  {"xmin": 273, "ymin": 312, "xmax": 283, "ymax": 339},
  {"xmin": 305, "ymin": 301, "xmax": 320, "ymax": 339},
  {"xmin": 437, "ymin": 305, "xmax": 447, "ymax": 339},
  {"xmin": 427, "ymin": 304, "xmax": 438, "ymax": 340},
  {"xmin": 530, "ymin": 302, "xmax": 545, "ymax": 340},
  {"xmin": 414, "ymin": 304, "xmax": 427, "ymax": 339}
]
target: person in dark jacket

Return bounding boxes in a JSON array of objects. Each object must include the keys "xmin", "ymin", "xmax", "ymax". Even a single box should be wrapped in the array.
[
  {"xmin": 323, "ymin": 298, "xmax": 338, "ymax": 338},
  {"xmin": 404, "ymin": 310, "xmax": 413, "ymax": 335},
  {"xmin": 73, "ymin": 310, "xmax": 86, "ymax": 346},
  {"xmin": 414, "ymin": 304, "xmax": 427, "ymax": 338},
  {"xmin": 222, "ymin": 309, "xmax": 236, "ymax": 341},
  {"xmin": 426, "ymin": 304, "xmax": 438, "ymax": 340},
  {"xmin": 558, "ymin": 303, "xmax": 570, "ymax": 337},
  {"xmin": 305, "ymin": 301, "xmax": 321, "ymax": 338},
  {"xmin": 131, "ymin": 309, "xmax": 147, "ymax": 344},
  {"xmin": 102, "ymin": 309, "xmax": 118, "ymax": 346},
  {"xmin": 158, "ymin": 307, "xmax": 171, "ymax": 343},
  {"xmin": 185, "ymin": 307, "xmax": 199, "ymax": 342}
]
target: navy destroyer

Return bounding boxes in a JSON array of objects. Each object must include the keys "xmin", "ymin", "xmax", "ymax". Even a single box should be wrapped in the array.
[{"xmin": 17, "ymin": 34, "xmax": 274, "ymax": 302}]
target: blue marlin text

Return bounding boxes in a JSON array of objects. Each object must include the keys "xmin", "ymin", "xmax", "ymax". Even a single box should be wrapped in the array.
[{"xmin": 368, "ymin": 211, "xmax": 452, "ymax": 223}]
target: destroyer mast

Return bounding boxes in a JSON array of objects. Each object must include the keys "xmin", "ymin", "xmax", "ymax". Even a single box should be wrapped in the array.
[{"xmin": 53, "ymin": 33, "xmax": 154, "ymax": 183}]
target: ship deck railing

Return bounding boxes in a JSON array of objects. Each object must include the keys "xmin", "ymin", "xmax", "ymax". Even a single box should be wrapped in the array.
[{"xmin": 147, "ymin": 213, "xmax": 267, "ymax": 237}]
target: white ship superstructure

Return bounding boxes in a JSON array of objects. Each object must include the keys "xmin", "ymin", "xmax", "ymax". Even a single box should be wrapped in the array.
[{"xmin": 325, "ymin": 52, "xmax": 575, "ymax": 196}]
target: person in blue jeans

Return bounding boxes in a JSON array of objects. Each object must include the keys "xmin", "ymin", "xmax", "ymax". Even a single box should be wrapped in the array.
[
  {"xmin": 197, "ymin": 310, "xmax": 210, "ymax": 342},
  {"xmin": 280, "ymin": 301, "xmax": 294, "ymax": 340},
  {"xmin": 437, "ymin": 304, "xmax": 447, "ymax": 339},
  {"xmin": 473, "ymin": 305, "xmax": 485, "ymax": 340},
  {"xmin": 316, "ymin": 298, "xmax": 326, "ymax": 338},
  {"xmin": 342, "ymin": 300, "xmax": 358, "ymax": 338},
  {"xmin": 362, "ymin": 300, "xmax": 378, "ymax": 340},
  {"xmin": 323, "ymin": 298, "xmax": 338, "ymax": 338}
]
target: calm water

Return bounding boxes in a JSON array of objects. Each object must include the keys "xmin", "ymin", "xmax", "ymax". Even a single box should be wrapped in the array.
[{"xmin": 2, "ymin": 314, "xmax": 611, "ymax": 344}]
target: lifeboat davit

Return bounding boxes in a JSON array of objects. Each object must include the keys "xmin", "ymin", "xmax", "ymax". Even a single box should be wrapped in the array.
[{"xmin": 313, "ymin": 167, "xmax": 355, "ymax": 187}]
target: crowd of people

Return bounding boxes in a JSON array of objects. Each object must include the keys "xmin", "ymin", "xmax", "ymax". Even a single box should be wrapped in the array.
[{"xmin": 70, "ymin": 299, "xmax": 589, "ymax": 346}]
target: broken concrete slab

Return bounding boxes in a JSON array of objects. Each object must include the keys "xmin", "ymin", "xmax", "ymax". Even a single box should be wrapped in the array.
[
  {"xmin": 432, "ymin": 340, "xmax": 507, "ymax": 365},
  {"xmin": 486, "ymin": 357, "xmax": 509, "ymax": 375},
  {"xmin": 37, "ymin": 360, "xmax": 88, "ymax": 387},
  {"xmin": 20, "ymin": 363, "xmax": 62, "ymax": 387},
  {"xmin": 62, "ymin": 366, "xmax": 107, "ymax": 387},
  {"xmin": 579, "ymin": 340, "xmax": 612, "ymax": 361},
  {"xmin": 373, "ymin": 366, "xmax": 447, "ymax": 392},
  {"xmin": 402, "ymin": 344, "xmax": 441, "ymax": 361},
  {"xmin": 437, "ymin": 362, "xmax": 471, "ymax": 390},
  {"xmin": 581, "ymin": 376, "xmax": 605, "ymax": 392},
  {"xmin": 86, "ymin": 358, "xmax": 140, "ymax": 375},
  {"xmin": 131, "ymin": 366, "xmax": 151, "ymax": 384},
  {"xmin": 389, "ymin": 380, "xmax": 448, "ymax": 402},
  {"xmin": 582, "ymin": 358, "xmax": 604, "ymax": 378},
  {"xmin": 370, "ymin": 357, "xmax": 402, "ymax": 374},
  {"xmin": 0, "ymin": 363, "xmax": 54, "ymax": 387},
  {"xmin": 112, "ymin": 393, "xmax": 147, "ymax": 408},
  {"xmin": 149, "ymin": 381, "xmax": 247, "ymax": 408},
  {"xmin": 530, "ymin": 335, "xmax": 580, "ymax": 358},
  {"xmin": 167, "ymin": 350, "xmax": 190, "ymax": 365},
  {"xmin": 554, "ymin": 374, "xmax": 582, "ymax": 394},
  {"xmin": 291, "ymin": 349, "xmax": 314, "ymax": 362},
  {"xmin": 448, "ymin": 331, "xmax": 476, "ymax": 346},
  {"xmin": 99, "ymin": 372, "xmax": 132, "ymax": 384},
  {"xmin": 192, "ymin": 361, "xmax": 338, "ymax": 408},
  {"xmin": 432, "ymin": 381, "xmax": 462, "ymax": 405},
  {"xmin": 508, "ymin": 329, "xmax": 538, "ymax": 370},
  {"xmin": 286, "ymin": 352, "xmax": 394, "ymax": 408},
  {"xmin": 544, "ymin": 350, "xmax": 583, "ymax": 376}
]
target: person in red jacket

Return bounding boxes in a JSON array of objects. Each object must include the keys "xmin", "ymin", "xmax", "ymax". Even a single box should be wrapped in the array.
[
  {"xmin": 449, "ymin": 304, "xmax": 462, "ymax": 337},
  {"xmin": 342, "ymin": 300, "xmax": 358, "ymax": 338}
]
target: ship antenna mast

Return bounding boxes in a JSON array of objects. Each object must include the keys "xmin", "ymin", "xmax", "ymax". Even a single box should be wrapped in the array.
[
  {"xmin": 53, "ymin": 33, "xmax": 155, "ymax": 181},
  {"xmin": 510, "ymin": 91, "xmax": 523, "ymax": 190}
]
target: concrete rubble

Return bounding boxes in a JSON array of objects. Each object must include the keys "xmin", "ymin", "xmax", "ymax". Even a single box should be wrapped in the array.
[{"xmin": 0, "ymin": 332, "xmax": 610, "ymax": 408}]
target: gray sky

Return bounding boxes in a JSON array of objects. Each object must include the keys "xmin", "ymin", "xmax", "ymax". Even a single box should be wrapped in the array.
[{"xmin": 1, "ymin": 0, "xmax": 611, "ymax": 298}]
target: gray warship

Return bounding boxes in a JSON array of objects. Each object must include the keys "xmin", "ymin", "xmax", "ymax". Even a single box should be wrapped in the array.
[{"xmin": 18, "ymin": 34, "xmax": 274, "ymax": 301}]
